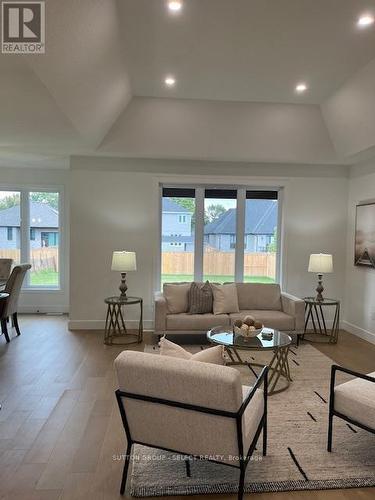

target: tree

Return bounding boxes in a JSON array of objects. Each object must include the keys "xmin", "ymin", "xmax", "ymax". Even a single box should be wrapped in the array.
[
  {"xmin": 0, "ymin": 193, "xmax": 20, "ymax": 211},
  {"xmin": 30, "ymin": 192, "xmax": 59, "ymax": 210},
  {"xmin": 267, "ymin": 227, "xmax": 277, "ymax": 252},
  {"xmin": 205, "ymin": 204, "xmax": 226, "ymax": 224},
  {"xmin": 171, "ymin": 197, "xmax": 195, "ymax": 214}
]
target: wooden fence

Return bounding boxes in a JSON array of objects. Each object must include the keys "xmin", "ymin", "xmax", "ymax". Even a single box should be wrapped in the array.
[
  {"xmin": 162, "ymin": 251, "xmax": 276, "ymax": 278},
  {"xmin": 0, "ymin": 248, "xmax": 59, "ymax": 272}
]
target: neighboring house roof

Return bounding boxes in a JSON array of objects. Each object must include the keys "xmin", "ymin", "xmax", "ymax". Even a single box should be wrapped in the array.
[
  {"xmin": 162, "ymin": 198, "xmax": 191, "ymax": 213},
  {"xmin": 204, "ymin": 200, "xmax": 277, "ymax": 235},
  {"xmin": 162, "ymin": 235, "xmax": 194, "ymax": 243},
  {"xmin": 0, "ymin": 201, "xmax": 58, "ymax": 228}
]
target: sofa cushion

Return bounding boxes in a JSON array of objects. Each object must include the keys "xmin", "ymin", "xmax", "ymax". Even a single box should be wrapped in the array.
[
  {"xmin": 188, "ymin": 281, "xmax": 213, "ymax": 314},
  {"xmin": 159, "ymin": 337, "xmax": 225, "ymax": 365},
  {"xmin": 211, "ymin": 283, "xmax": 240, "ymax": 315},
  {"xmin": 229, "ymin": 310, "xmax": 294, "ymax": 331},
  {"xmin": 163, "ymin": 283, "xmax": 190, "ymax": 314},
  {"xmin": 236, "ymin": 283, "xmax": 282, "ymax": 311},
  {"xmin": 167, "ymin": 313, "xmax": 230, "ymax": 331},
  {"xmin": 334, "ymin": 372, "xmax": 375, "ymax": 430}
]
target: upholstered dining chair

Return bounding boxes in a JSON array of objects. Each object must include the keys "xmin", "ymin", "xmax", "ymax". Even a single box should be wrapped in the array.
[
  {"xmin": 328, "ymin": 364, "xmax": 375, "ymax": 451},
  {"xmin": 0, "ymin": 258, "xmax": 13, "ymax": 288},
  {"xmin": 0, "ymin": 264, "xmax": 31, "ymax": 343},
  {"xmin": 114, "ymin": 350, "xmax": 268, "ymax": 499}
]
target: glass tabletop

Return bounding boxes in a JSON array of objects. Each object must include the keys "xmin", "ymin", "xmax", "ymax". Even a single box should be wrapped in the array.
[
  {"xmin": 105, "ymin": 296, "xmax": 142, "ymax": 305},
  {"xmin": 207, "ymin": 326, "xmax": 292, "ymax": 350},
  {"xmin": 304, "ymin": 297, "xmax": 339, "ymax": 305}
]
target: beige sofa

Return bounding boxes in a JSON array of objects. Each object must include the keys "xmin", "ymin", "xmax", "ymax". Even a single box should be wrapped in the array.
[{"xmin": 154, "ymin": 282, "xmax": 304, "ymax": 336}]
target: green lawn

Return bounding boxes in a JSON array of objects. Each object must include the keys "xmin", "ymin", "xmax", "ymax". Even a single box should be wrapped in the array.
[
  {"xmin": 161, "ymin": 274, "xmax": 275, "ymax": 284},
  {"xmin": 30, "ymin": 270, "xmax": 59, "ymax": 286}
]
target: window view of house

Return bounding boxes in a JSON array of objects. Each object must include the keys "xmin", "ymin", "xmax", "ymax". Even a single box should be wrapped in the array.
[
  {"xmin": 0, "ymin": 191, "xmax": 21, "ymax": 265},
  {"xmin": 0, "ymin": 190, "xmax": 60, "ymax": 288},
  {"xmin": 203, "ymin": 194, "xmax": 237, "ymax": 282},
  {"xmin": 161, "ymin": 194, "xmax": 195, "ymax": 283},
  {"xmin": 243, "ymin": 198, "xmax": 278, "ymax": 283},
  {"xmin": 160, "ymin": 187, "xmax": 279, "ymax": 285},
  {"xmin": 29, "ymin": 192, "xmax": 60, "ymax": 287}
]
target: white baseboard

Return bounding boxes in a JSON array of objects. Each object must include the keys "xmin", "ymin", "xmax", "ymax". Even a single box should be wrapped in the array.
[
  {"xmin": 341, "ymin": 320, "xmax": 375, "ymax": 345},
  {"xmin": 68, "ymin": 319, "xmax": 154, "ymax": 331},
  {"xmin": 19, "ymin": 305, "xmax": 69, "ymax": 314}
]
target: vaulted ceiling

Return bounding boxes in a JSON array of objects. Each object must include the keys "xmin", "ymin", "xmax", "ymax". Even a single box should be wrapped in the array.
[{"xmin": 1, "ymin": 0, "xmax": 375, "ymax": 168}]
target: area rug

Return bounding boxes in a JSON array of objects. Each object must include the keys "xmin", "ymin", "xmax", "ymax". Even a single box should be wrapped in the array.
[{"xmin": 129, "ymin": 342, "xmax": 375, "ymax": 497}]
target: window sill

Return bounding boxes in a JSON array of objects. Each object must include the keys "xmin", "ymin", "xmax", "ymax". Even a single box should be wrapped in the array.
[{"xmin": 22, "ymin": 287, "xmax": 62, "ymax": 293}]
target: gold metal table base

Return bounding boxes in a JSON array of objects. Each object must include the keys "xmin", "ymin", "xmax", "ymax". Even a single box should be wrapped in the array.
[
  {"xmin": 303, "ymin": 300, "xmax": 340, "ymax": 344},
  {"xmin": 225, "ymin": 345, "xmax": 292, "ymax": 395},
  {"xmin": 104, "ymin": 300, "xmax": 143, "ymax": 346}
]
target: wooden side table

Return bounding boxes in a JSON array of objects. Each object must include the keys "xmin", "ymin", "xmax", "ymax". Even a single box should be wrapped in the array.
[
  {"xmin": 104, "ymin": 296, "xmax": 143, "ymax": 345},
  {"xmin": 303, "ymin": 297, "xmax": 340, "ymax": 344}
]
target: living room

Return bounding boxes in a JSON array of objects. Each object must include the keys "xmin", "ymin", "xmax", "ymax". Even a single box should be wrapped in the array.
[{"xmin": 0, "ymin": 1, "xmax": 374, "ymax": 499}]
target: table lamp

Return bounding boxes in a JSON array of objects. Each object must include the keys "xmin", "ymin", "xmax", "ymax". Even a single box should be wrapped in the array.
[
  {"xmin": 111, "ymin": 251, "xmax": 137, "ymax": 299},
  {"xmin": 308, "ymin": 254, "xmax": 333, "ymax": 301}
]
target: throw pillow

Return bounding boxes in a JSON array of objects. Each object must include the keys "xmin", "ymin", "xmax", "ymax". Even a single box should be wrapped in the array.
[
  {"xmin": 159, "ymin": 336, "xmax": 192, "ymax": 359},
  {"xmin": 159, "ymin": 336, "xmax": 225, "ymax": 365},
  {"xmin": 190, "ymin": 345, "xmax": 225, "ymax": 365},
  {"xmin": 188, "ymin": 281, "xmax": 213, "ymax": 314},
  {"xmin": 211, "ymin": 283, "xmax": 240, "ymax": 315},
  {"xmin": 163, "ymin": 283, "xmax": 191, "ymax": 314}
]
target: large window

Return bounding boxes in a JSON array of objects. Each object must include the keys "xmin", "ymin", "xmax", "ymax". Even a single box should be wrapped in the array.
[
  {"xmin": 160, "ymin": 187, "xmax": 279, "ymax": 285},
  {"xmin": 0, "ymin": 189, "xmax": 61, "ymax": 288},
  {"xmin": 161, "ymin": 188, "xmax": 195, "ymax": 283},
  {"xmin": 243, "ymin": 191, "xmax": 278, "ymax": 283},
  {"xmin": 204, "ymin": 189, "xmax": 237, "ymax": 283}
]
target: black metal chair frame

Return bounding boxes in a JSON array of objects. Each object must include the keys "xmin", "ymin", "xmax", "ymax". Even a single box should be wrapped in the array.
[
  {"xmin": 115, "ymin": 365, "xmax": 268, "ymax": 500},
  {"xmin": 328, "ymin": 364, "xmax": 375, "ymax": 452}
]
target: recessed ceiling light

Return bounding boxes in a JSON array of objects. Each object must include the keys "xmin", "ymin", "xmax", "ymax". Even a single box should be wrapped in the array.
[
  {"xmin": 168, "ymin": 1, "xmax": 182, "ymax": 13},
  {"xmin": 357, "ymin": 14, "xmax": 374, "ymax": 28},
  {"xmin": 295, "ymin": 82, "xmax": 308, "ymax": 93},
  {"xmin": 165, "ymin": 76, "xmax": 176, "ymax": 87}
]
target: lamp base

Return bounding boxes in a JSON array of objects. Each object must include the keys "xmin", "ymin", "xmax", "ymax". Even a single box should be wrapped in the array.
[
  {"xmin": 315, "ymin": 274, "xmax": 324, "ymax": 301},
  {"xmin": 119, "ymin": 272, "xmax": 128, "ymax": 299}
]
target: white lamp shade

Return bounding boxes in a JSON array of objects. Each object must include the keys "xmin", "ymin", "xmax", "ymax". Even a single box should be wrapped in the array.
[
  {"xmin": 111, "ymin": 251, "xmax": 137, "ymax": 272},
  {"xmin": 308, "ymin": 254, "xmax": 333, "ymax": 273}
]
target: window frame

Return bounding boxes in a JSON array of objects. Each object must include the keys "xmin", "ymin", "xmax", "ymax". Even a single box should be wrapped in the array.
[
  {"xmin": 0, "ymin": 185, "xmax": 64, "ymax": 291},
  {"xmin": 159, "ymin": 184, "xmax": 282, "ymax": 286}
]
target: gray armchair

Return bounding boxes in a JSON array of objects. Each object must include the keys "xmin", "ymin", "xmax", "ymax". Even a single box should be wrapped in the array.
[
  {"xmin": 114, "ymin": 350, "xmax": 268, "ymax": 499},
  {"xmin": 0, "ymin": 258, "xmax": 13, "ymax": 287},
  {"xmin": 328, "ymin": 364, "xmax": 375, "ymax": 451},
  {"xmin": 0, "ymin": 264, "xmax": 31, "ymax": 343}
]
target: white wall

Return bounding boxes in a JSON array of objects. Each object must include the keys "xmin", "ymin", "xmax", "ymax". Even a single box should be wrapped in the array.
[
  {"xmin": 342, "ymin": 164, "xmax": 375, "ymax": 343},
  {"xmin": 0, "ymin": 167, "xmax": 70, "ymax": 313},
  {"xmin": 69, "ymin": 158, "xmax": 348, "ymax": 329},
  {"xmin": 322, "ymin": 58, "xmax": 375, "ymax": 159},
  {"xmin": 99, "ymin": 97, "xmax": 338, "ymax": 165}
]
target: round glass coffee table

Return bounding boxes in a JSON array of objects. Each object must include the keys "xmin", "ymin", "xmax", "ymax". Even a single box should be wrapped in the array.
[{"xmin": 207, "ymin": 326, "xmax": 292, "ymax": 395}]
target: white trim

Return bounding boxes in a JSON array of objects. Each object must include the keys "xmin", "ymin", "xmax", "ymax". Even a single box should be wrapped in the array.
[
  {"xmin": 276, "ymin": 187, "xmax": 284, "ymax": 286},
  {"xmin": 194, "ymin": 187, "xmax": 204, "ymax": 281},
  {"xmin": 235, "ymin": 188, "xmax": 246, "ymax": 281},
  {"xmin": 68, "ymin": 319, "xmax": 154, "ymax": 331},
  {"xmin": 341, "ymin": 320, "xmax": 375, "ymax": 345},
  {"xmin": 19, "ymin": 305, "xmax": 69, "ymax": 314}
]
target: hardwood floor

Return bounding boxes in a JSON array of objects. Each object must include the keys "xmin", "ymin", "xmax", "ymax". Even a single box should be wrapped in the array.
[{"xmin": 0, "ymin": 315, "xmax": 374, "ymax": 500}]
